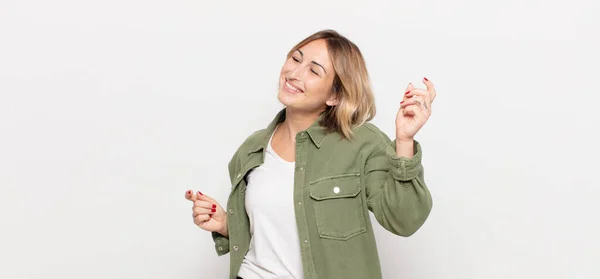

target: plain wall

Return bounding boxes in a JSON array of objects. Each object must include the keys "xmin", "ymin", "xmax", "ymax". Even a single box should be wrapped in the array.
[{"xmin": 1, "ymin": 0, "xmax": 599, "ymax": 278}]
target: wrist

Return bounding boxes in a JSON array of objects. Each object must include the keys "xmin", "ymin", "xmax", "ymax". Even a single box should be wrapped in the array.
[
  {"xmin": 217, "ymin": 225, "xmax": 229, "ymax": 238},
  {"xmin": 395, "ymin": 139, "xmax": 414, "ymax": 158},
  {"xmin": 395, "ymin": 137, "xmax": 414, "ymax": 144}
]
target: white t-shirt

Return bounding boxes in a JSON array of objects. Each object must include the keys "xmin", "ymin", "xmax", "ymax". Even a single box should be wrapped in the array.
[{"xmin": 237, "ymin": 130, "xmax": 304, "ymax": 279}]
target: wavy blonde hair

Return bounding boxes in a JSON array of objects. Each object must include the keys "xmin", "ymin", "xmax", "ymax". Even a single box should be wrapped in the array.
[{"xmin": 286, "ymin": 29, "xmax": 376, "ymax": 139}]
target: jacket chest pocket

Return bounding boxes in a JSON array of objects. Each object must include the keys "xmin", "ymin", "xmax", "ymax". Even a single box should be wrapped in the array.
[{"xmin": 309, "ymin": 173, "xmax": 367, "ymax": 241}]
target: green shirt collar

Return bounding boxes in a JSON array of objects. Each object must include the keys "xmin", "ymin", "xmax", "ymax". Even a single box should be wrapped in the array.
[{"xmin": 247, "ymin": 108, "xmax": 329, "ymax": 155}]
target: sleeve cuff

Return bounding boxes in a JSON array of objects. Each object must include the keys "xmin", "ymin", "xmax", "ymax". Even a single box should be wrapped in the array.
[
  {"xmin": 386, "ymin": 139, "xmax": 423, "ymax": 181},
  {"xmin": 212, "ymin": 231, "xmax": 230, "ymax": 256}
]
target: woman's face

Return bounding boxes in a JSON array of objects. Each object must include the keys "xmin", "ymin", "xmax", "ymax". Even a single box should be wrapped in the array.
[{"xmin": 278, "ymin": 39, "xmax": 338, "ymax": 112}]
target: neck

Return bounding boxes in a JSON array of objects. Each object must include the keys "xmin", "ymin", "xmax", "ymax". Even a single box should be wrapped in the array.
[{"xmin": 278, "ymin": 107, "xmax": 322, "ymax": 143}]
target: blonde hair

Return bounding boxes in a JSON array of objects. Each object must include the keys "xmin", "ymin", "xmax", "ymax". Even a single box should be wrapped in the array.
[{"xmin": 286, "ymin": 29, "xmax": 376, "ymax": 139}]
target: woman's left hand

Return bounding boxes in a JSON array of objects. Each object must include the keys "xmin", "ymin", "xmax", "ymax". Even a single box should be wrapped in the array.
[{"xmin": 395, "ymin": 77, "xmax": 436, "ymax": 142}]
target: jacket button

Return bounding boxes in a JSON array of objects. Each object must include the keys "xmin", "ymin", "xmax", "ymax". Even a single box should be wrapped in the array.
[
  {"xmin": 218, "ymin": 247, "xmax": 223, "ymax": 251},
  {"xmin": 233, "ymin": 245, "xmax": 239, "ymax": 251},
  {"xmin": 333, "ymin": 186, "xmax": 340, "ymax": 194},
  {"xmin": 229, "ymin": 209, "xmax": 234, "ymax": 214}
]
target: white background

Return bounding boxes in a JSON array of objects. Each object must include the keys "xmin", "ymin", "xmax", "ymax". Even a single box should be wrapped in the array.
[{"xmin": 1, "ymin": 0, "xmax": 599, "ymax": 278}]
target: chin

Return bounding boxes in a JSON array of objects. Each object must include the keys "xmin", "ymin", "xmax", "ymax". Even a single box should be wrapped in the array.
[{"xmin": 277, "ymin": 89, "xmax": 295, "ymax": 107}]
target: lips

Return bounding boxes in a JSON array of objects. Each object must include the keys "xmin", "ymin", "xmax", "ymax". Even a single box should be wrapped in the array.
[{"xmin": 285, "ymin": 79, "xmax": 304, "ymax": 93}]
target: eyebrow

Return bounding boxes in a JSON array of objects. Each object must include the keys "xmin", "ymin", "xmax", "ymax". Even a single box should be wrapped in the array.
[{"xmin": 296, "ymin": 49, "xmax": 327, "ymax": 75}]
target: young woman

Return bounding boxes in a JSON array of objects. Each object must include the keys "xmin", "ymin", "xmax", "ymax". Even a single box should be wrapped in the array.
[{"xmin": 185, "ymin": 29, "xmax": 435, "ymax": 279}]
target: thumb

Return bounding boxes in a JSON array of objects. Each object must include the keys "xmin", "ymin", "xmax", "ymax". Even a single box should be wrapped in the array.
[{"xmin": 185, "ymin": 190, "xmax": 197, "ymax": 202}]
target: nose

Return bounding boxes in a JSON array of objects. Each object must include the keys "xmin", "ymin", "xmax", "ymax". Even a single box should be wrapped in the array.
[
  {"xmin": 289, "ymin": 66, "xmax": 302, "ymax": 81},
  {"xmin": 289, "ymin": 59, "xmax": 314, "ymax": 80}
]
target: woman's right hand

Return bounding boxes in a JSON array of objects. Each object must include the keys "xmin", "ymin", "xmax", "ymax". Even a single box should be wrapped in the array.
[{"xmin": 185, "ymin": 190, "xmax": 228, "ymax": 237}]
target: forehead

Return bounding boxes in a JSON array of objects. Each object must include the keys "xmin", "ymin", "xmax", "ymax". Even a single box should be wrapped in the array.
[{"xmin": 297, "ymin": 39, "xmax": 332, "ymax": 68}]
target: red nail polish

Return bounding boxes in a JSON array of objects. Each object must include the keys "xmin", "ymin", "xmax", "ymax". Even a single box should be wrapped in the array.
[
  {"xmin": 400, "ymin": 101, "xmax": 404, "ymax": 104},
  {"xmin": 405, "ymin": 91, "xmax": 410, "ymax": 95},
  {"xmin": 187, "ymin": 190, "xmax": 191, "ymax": 194},
  {"xmin": 211, "ymin": 208, "xmax": 216, "ymax": 212},
  {"xmin": 212, "ymin": 204, "xmax": 216, "ymax": 209},
  {"xmin": 197, "ymin": 191, "xmax": 203, "ymax": 196},
  {"xmin": 424, "ymin": 77, "xmax": 429, "ymax": 81}
]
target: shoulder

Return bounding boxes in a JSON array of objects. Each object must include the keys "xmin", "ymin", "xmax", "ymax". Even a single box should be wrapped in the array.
[
  {"xmin": 237, "ymin": 128, "xmax": 268, "ymax": 153},
  {"xmin": 353, "ymin": 122, "xmax": 393, "ymax": 146},
  {"xmin": 228, "ymin": 128, "xmax": 267, "ymax": 169},
  {"xmin": 319, "ymin": 122, "xmax": 393, "ymax": 158}
]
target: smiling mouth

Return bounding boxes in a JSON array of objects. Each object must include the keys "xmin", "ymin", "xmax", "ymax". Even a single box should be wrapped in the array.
[{"xmin": 285, "ymin": 79, "xmax": 304, "ymax": 93}]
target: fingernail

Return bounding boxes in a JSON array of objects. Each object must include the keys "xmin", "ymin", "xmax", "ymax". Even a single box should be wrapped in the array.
[
  {"xmin": 187, "ymin": 190, "xmax": 191, "ymax": 195},
  {"xmin": 212, "ymin": 204, "xmax": 216, "ymax": 209},
  {"xmin": 197, "ymin": 191, "xmax": 203, "ymax": 196},
  {"xmin": 405, "ymin": 91, "xmax": 410, "ymax": 95},
  {"xmin": 400, "ymin": 101, "xmax": 404, "ymax": 104},
  {"xmin": 424, "ymin": 77, "xmax": 429, "ymax": 81},
  {"xmin": 211, "ymin": 208, "xmax": 216, "ymax": 212}
]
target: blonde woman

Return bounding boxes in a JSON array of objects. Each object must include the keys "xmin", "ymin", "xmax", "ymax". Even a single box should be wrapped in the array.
[{"xmin": 185, "ymin": 29, "xmax": 435, "ymax": 279}]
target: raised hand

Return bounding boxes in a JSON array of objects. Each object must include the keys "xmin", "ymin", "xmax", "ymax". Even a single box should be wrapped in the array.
[
  {"xmin": 396, "ymin": 77, "xmax": 437, "ymax": 142},
  {"xmin": 185, "ymin": 190, "xmax": 228, "ymax": 237}
]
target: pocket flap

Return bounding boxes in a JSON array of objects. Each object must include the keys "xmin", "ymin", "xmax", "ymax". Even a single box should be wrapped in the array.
[{"xmin": 309, "ymin": 174, "xmax": 361, "ymax": 200}]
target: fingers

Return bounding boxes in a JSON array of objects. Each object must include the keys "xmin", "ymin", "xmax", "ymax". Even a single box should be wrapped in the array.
[
  {"xmin": 193, "ymin": 206, "xmax": 214, "ymax": 217},
  {"xmin": 185, "ymin": 190, "xmax": 197, "ymax": 202},
  {"xmin": 401, "ymin": 95, "xmax": 426, "ymax": 110},
  {"xmin": 196, "ymin": 191, "xmax": 217, "ymax": 204},
  {"xmin": 192, "ymin": 198, "xmax": 217, "ymax": 215},
  {"xmin": 194, "ymin": 200, "xmax": 213, "ymax": 209},
  {"xmin": 403, "ymin": 77, "xmax": 436, "ymax": 107},
  {"xmin": 405, "ymin": 88, "xmax": 428, "ymax": 99},
  {"xmin": 422, "ymin": 77, "xmax": 436, "ymax": 102},
  {"xmin": 194, "ymin": 214, "xmax": 211, "ymax": 225},
  {"xmin": 186, "ymin": 190, "xmax": 221, "ymax": 229},
  {"xmin": 402, "ymin": 103, "xmax": 426, "ymax": 119},
  {"xmin": 405, "ymin": 89, "xmax": 431, "ymax": 109},
  {"xmin": 404, "ymin": 83, "xmax": 414, "ymax": 94},
  {"xmin": 402, "ymin": 83, "xmax": 414, "ymax": 101},
  {"xmin": 401, "ymin": 96, "xmax": 421, "ymax": 108},
  {"xmin": 401, "ymin": 95, "xmax": 431, "ymax": 118},
  {"xmin": 185, "ymin": 190, "xmax": 218, "ymax": 203}
]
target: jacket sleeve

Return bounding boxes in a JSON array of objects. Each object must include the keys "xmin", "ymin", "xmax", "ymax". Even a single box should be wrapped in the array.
[
  {"xmin": 364, "ymin": 139, "xmax": 433, "ymax": 237},
  {"xmin": 212, "ymin": 231, "xmax": 230, "ymax": 256},
  {"xmin": 210, "ymin": 147, "xmax": 241, "ymax": 256}
]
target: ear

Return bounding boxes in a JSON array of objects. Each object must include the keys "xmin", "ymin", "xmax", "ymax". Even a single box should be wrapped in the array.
[
  {"xmin": 326, "ymin": 95, "xmax": 339, "ymax": 106},
  {"xmin": 326, "ymin": 81, "xmax": 341, "ymax": 106}
]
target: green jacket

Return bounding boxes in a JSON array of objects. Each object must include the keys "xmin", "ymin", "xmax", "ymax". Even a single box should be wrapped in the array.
[{"xmin": 212, "ymin": 108, "xmax": 433, "ymax": 279}]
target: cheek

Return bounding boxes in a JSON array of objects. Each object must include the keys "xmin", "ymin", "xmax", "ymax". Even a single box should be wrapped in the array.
[
  {"xmin": 280, "ymin": 60, "xmax": 294, "ymax": 74},
  {"xmin": 306, "ymin": 78, "xmax": 330, "ymax": 98}
]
